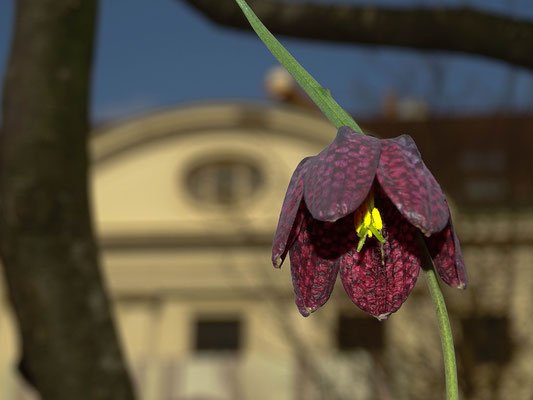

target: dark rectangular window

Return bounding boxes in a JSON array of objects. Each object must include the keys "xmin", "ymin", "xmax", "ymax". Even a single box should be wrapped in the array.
[
  {"xmin": 195, "ymin": 319, "xmax": 241, "ymax": 352},
  {"xmin": 337, "ymin": 314, "xmax": 384, "ymax": 351}
]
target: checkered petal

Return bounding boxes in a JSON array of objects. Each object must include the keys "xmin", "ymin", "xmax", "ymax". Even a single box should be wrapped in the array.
[
  {"xmin": 289, "ymin": 208, "xmax": 353, "ymax": 316},
  {"xmin": 340, "ymin": 192, "xmax": 421, "ymax": 320},
  {"xmin": 425, "ymin": 217, "xmax": 468, "ymax": 289},
  {"xmin": 376, "ymin": 134, "xmax": 448, "ymax": 235},
  {"xmin": 304, "ymin": 126, "xmax": 381, "ymax": 222},
  {"xmin": 272, "ymin": 158, "xmax": 312, "ymax": 268}
]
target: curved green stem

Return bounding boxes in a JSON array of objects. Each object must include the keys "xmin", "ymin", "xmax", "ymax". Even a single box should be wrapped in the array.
[
  {"xmin": 419, "ymin": 233, "xmax": 459, "ymax": 400},
  {"xmin": 234, "ymin": 0, "xmax": 360, "ymax": 132}
]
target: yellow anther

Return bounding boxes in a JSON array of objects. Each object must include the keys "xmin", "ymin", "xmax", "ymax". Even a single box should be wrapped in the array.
[
  {"xmin": 354, "ymin": 190, "xmax": 385, "ymax": 252},
  {"xmin": 372, "ymin": 208, "xmax": 383, "ymax": 230}
]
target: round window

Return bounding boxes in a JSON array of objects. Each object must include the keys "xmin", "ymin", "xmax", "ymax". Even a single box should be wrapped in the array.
[{"xmin": 185, "ymin": 158, "xmax": 264, "ymax": 206}]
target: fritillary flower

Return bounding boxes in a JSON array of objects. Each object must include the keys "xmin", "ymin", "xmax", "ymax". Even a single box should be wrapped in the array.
[{"xmin": 272, "ymin": 126, "xmax": 467, "ymax": 320}]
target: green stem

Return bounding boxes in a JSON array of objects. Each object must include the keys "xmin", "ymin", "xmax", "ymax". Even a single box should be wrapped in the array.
[
  {"xmin": 234, "ymin": 0, "xmax": 360, "ymax": 132},
  {"xmin": 419, "ymin": 233, "xmax": 459, "ymax": 400}
]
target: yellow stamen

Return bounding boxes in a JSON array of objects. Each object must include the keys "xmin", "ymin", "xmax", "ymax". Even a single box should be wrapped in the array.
[
  {"xmin": 372, "ymin": 208, "xmax": 382, "ymax": 230},
  {"xmin": 354, "ymin": 189, "xmax": 385, "ymax": 252}
]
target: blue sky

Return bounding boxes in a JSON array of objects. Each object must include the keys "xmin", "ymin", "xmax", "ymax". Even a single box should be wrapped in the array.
[{"xmin": 1, "ymin": 0, "xmax": 533, "ymax": 123}]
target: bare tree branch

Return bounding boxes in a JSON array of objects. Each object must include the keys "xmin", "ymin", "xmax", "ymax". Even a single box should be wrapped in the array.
[
  {"xmin": 0, "ymin": 1, "xmax": 135, "ymax": 399},
  {"xmin": 182, "ymin": 0, "xmax": 533, "ymax": 71}
]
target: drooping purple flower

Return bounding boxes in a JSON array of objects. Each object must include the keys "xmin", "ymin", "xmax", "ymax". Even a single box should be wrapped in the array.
[{"xmin": 272, "ymin": 126, "xmax": 467, "ymax": 320}]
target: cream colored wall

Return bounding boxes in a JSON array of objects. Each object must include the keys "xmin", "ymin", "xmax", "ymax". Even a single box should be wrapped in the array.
[
  {"xmin": 89, "ymin": 102, "xmax": 339, "ymax": 399},
  {"xmin": 0, "ymin": 286, "xmax": 18, "ymax": 400},
  {"xmin": 91, "ymin": 104, "xmax": 335, "ymax": 239}
]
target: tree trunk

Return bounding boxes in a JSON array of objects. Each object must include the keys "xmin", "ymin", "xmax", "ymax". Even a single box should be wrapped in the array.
[{"xmin": 0, "ymin": 1, "xmax": 136, "ymax": 399}]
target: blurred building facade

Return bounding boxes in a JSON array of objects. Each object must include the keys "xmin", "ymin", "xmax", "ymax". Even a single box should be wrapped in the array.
[{"xmin": 1, "ymin": 101, "xmax": 533, "ymax": 400}]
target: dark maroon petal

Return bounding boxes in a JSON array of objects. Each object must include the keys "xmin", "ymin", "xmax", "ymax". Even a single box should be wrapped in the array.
[
  {"xmin": 376, "ymin": 134, "xmax": 448, "ymax": 235},
  {"xmin": 425, "ymin": 218, "xmax": 468, "ymax": 289},
  {"xmin": 289, "ymin": 208, "xmax": 353, "ymax": 317},
  {"xmin": 272, "ymin": 157, "xmax": 312, "ymax": 268},
  {"xmin": 304, "ymin": 126, "xmax": 381, "ymax": 222},
  {"xmin": 340, "ymin": 193, "xmax": 421, "ymax": 320}
]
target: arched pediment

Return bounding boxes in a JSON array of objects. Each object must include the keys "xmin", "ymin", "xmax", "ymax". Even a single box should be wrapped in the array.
[{"xmin": 90, "ymin": 101, "xmax": 336, "ymax": 246}]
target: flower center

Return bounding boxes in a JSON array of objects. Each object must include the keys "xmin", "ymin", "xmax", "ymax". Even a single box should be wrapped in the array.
[{"xmin": 354, "ymin": 188, "xmax": 385, "ymax": 252}]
